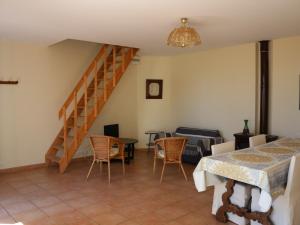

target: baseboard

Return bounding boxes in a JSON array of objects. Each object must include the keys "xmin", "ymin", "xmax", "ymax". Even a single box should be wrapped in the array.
[
  {"xmin": 0, "ymin": 150, "xmax": 151, "ymax": 174},
  {"xmin": 0, "ymin": 156, "xmax": 93, "ymax": 174},
  {"xmin": 0, "ymin": 163, "xmax": 47, "ymax": 174}
]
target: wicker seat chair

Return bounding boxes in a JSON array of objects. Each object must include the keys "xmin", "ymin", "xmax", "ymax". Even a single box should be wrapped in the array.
[
  {"xmin": 86, "ymin": 135, "xmax": 125, "ymax": 183},
  {"xmin": 153, "ymin": 137, "xmax": 188, "ymax": 183}
]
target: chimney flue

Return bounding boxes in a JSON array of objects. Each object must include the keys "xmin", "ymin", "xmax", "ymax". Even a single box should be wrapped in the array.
[{"xmin": 259, "ymin": 40, "xmax": 270, "ymax": 134}]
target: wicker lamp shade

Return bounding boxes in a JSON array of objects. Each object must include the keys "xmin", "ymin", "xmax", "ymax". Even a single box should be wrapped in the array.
[{"xmin": 167, "ymin": 18, "xmax": 201, "ymax": 48}]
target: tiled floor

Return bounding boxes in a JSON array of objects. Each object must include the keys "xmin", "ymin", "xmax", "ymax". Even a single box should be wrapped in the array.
[{"xmin": 0, "ymin": 151, "xmax": 233, "ymax": 225}]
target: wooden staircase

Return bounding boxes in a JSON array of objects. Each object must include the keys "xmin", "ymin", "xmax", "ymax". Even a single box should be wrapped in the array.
[{"xmin": 45, "ymin": 44, "xmax": 138, "ymax": 173}]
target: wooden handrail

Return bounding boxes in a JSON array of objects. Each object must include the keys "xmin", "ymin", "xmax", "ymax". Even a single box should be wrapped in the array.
[
  {"xmin": 103, "ymin": 46, "xmax": 107, "ymax": 101},
  {"xmin": 63, "ymin": 108, "xmax": 67, "ymax": 154},
  {"xmin": 84, "ymin": 75, "xmax": 88, "ymax": 131},
  {"xmin": 58, "ymin": 45, "xmax": 106, "ymax": 119},
  {"xmin": 94, "ymin": 61, "xmax": 98, "ymax": 116},
  {"xmin": 74, "ymin": 92, "xmax": 78, "ymax": 146}
]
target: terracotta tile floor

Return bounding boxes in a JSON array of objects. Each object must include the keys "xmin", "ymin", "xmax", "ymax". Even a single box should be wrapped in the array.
[{"xmin": 0, "ymin": 151, "xmax": 234, "ymax": 225}]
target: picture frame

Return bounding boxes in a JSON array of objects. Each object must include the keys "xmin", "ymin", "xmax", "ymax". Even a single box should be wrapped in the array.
[{"xmin": 146, "ymin": 79, "xmax": 163, "ymax": 99}]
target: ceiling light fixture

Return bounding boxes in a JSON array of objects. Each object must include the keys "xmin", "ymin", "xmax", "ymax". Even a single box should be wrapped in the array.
[{"xmin": 167, "ymin": 18, "xmax": 201, "ymax": 48}]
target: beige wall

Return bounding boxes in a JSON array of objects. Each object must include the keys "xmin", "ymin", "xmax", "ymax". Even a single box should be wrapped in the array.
[
  {"xmin": 136, "ymin": 56, "xmax": 175, "ymax": 148},
  {"xmin": 270, "ymin": 36, "xmax": 300, "ymax": 137},
  {"xmin": 1, "ymin": 35, "xmax": 300, "ymax": 169},
  {"xmin": 135, "ymin": 43, "xmax": 256, "ymax": 147},
  {"xmin": 0, "ymin": 39, "xmax": 102, "ymax": 169},
  {"xmin": 170, "ymin": 44, "xmax": 257, "ymax": 141}
]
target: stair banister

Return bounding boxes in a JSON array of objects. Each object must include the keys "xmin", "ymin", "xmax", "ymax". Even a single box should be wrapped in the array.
[
  {"xmin": 63, "ymin": 107, "xmax": 67, "ymax": 155},
  {"xmin": 103, "ymin": 46, "xmax": 107, "ymax": 101},
  {"xmin": 84, "ymin": 75, "xmax": 88, "ymax": 131},
  {"xmin": 94, "ymin": 60, "xmax": 98, "ymax": 116},
  {"xmin": 74, "ymin": 91, "xmax": 78, "ymax": 146},
  {"xmin": 46, "ymin": 45, "xmax": 139, "ymax": 173},
  {"xmin": 122, "ymin": 48, "xmax": 125, "ymax": 72},
  {"xmin": 58, "ymin": 45, "xmax": 106, "ymax": 119},
  {"xmin": 113, "ymin": 46, "xmax": 116, "ymax": 87}
]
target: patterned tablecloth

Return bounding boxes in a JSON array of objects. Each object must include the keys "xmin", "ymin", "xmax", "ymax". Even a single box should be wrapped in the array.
[{"xmin": 193, "ymin": 138, "xmax": 300, "ymax": 200}]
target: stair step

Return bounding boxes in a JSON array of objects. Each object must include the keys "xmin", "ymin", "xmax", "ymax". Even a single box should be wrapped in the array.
[
  {"xmin": 46, "ymin": 45, "xmax": 137, "ymax": 173},
  {"xmin": 77, "ymin": 104, "xmax": 95, "ymax": 109},
  {"xmin": 53, "ymin": 144, "xmax": 64, "ymax": 151},
  {"xmin": 47, "ymin": 154, "xmax": 61, "ymax": 163},
  {"xmin": 87, "ymin": 95, "xmax": 97, "ymax": 100},
  {"xmin": 87, "ymin": 86, "xmax": 104, "ymax": 90},
  {"xmin": 106, "ymin": 60, "xmax": 122, "ymax": 65},
  {"xmin": 58, "ymin": 134, "xmax": 74, "ymax": 139},
  {"xmin": 67, "ymin": 124, "xmax": 80, "ymax": 129},
  {"xmin": 71, "ymin": 114, "xmax": 86, "ymax": 118}
]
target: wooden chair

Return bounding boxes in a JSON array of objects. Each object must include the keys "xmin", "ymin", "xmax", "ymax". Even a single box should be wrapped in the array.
[
  {"xmin": 86, "ymin": 135, "xmax": 125, "ymax": 183},
  {"xmin": 153, "ymin": 137, "xmax": 188, "ymax": 183},
  {"xmin": 249, "ymin": 134, "xmax": 266, "ymax": 147}
]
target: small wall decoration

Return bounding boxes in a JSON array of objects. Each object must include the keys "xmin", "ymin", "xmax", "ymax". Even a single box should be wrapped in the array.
[
  {"xmin": 0, "ymin": 80, "xmax": 18, "ymax": 85},
  {"xmin": 146, "ymin": 79, "xmax": 163, "ymax": 99}
]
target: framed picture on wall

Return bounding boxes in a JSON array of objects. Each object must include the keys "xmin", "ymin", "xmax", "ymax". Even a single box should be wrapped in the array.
[{"xmin": 146, "ymin": 79, "xmax": 163, "ymax": 99}]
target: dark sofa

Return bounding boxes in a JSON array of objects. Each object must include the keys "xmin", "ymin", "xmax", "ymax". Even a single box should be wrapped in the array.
[{"xmin": 174, "ymin": 127, "xmax": 223, "ymax": 164}]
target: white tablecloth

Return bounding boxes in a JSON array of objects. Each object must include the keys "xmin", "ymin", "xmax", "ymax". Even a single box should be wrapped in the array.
[{"xmin": 193, "ymin": 138, "xmax": 300, "ymax": 211}]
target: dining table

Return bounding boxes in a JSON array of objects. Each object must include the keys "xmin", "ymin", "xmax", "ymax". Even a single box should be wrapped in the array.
[{"xmin": 193, "ymin": 137, "xmax": 300, "ymax": 225}]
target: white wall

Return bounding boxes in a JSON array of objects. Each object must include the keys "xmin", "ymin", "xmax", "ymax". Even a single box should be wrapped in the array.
[
  {"xmin": 136, "ymin": 56, "xmax": 175, "ymax": 148},
  {"xmin": 270, "ymin": 36, "xmax": 300, "ymax": 137},
  {"xmin": 170, "ymin": 43, "xmax": 257, "ymax": 141},
  {"xmin": 135, "ymin": 43, "xmax": 256, "ymax": 147},
  {"xmin": 0, "ymin": 39, "xmax": 101, "ymax": 169},
  {"xmin": 1, "ymin": 35, "xmax": 300, "ymax": 169}
]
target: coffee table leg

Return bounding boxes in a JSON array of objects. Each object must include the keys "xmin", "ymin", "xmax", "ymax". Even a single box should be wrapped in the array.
[
  {"xmin": 125, "ymin": 145, "xmax": 130, "ymax": 164},
  {"xmin": 148, "ymin": 134, "xmax": 152, "ymax": 152},
  {"xmin": 131, "ymin": 144, "xmax": 135, "ymax": 159}
]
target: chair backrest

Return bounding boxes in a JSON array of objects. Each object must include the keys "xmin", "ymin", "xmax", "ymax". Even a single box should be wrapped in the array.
[
  {"xmin": 89, "ymin": 135, "xmax": 111, "ymax": 160},
  {"xmin": 285, "ymin": 154, "xmax": 300, "ymax": 197},
  {"xmin": 249, "ymin": 134, "xmax": 266, "ymax": 147},
  {"xmin": 157, "ymin": 137, "xmax": 187, "ymax": 162},
  {"xmin": 211, "ymin": 141, "xmax": 235, "ymax": 155}
]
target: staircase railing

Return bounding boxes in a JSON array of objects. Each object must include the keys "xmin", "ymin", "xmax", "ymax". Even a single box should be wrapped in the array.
[
  {"xmin": 51, "ymin": 44, "xmax": 138, "ymax": 172},
  {"xmin": 58, "ymin": 44, "xmax": 107, "ymax": 119}
]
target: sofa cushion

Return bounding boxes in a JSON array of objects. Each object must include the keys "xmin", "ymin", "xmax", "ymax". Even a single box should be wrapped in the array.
[{"xmin": 175, "ymin": 127, "xmax": 221, "ymax": 137}]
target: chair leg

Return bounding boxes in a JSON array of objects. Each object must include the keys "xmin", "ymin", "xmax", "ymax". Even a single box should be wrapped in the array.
[
  {"xmin": 160, "ymin": 162, "xmax": 166, "ymax": 184},
  {"xmin": 153, "ymin": 157, "xmax": 157, "ymax": 174},
  {"xmin": 122, "ymin": 157, "xmax": 125, "ymax": 176},
  {"xmin": 108, "ymin": 160, "xmax": 111, "ymax": 184},
  {"xmin": 86, "ymin": 160, "xmax": 95, "ymax": 181},
  {"xmin": 180, "ymin": 163, "xmax": 188, "ymax": 181},
  {"xmin": 99, "ymin": 161, "xmax": 103, "ymax": 174}
]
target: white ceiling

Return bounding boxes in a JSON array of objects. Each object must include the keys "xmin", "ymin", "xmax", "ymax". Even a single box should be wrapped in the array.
[{"xmin": 1, "ymin": 0, "xmax": 300, "ymax": 55}]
